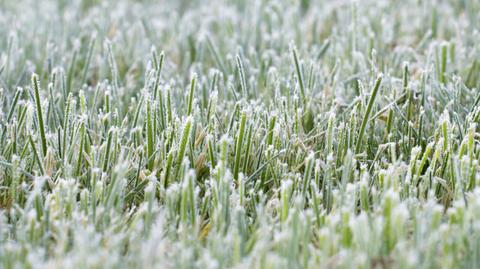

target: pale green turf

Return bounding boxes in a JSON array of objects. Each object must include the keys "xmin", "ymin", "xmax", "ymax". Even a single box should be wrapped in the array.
[{"xmin": 1, "ymin": 0, "xmax": 480, "ymax": 268}]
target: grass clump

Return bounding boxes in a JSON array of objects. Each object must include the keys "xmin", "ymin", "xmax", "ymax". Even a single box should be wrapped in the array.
[{"xmin": 1, "ymin": 0, "xmax": 480, "ymax": 268}]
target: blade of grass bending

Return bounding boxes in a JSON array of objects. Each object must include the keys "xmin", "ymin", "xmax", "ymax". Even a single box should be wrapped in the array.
[
  {"xmin": 206, "ymin": 35, "xmax": 227, "ymax": 74},
  {"xmin": 247, "ymin": 150, "xmax": 285, "ymax": 183},
  {"xmin": 174, "ymin": 117, "xmax": 193, "ymax": 180},
  {"xmin": 236, "ymin": 55, "xmax": 247, "ymax": 98},
  {"xmin": 187, "ymin": 74, "xmax": 196, "ymax": 116},
  {"xmin": 207, "ymin": 134, "xmax": 216, "ymax": 169},
  {"xmin": 103, "ymin": 129, "xmax": 113, "ymax": 172},
  {"xmin": 32, "ymin": 74, "xmax": 47, "ymax": 156},
  {"xmin": 291, "ymin": 46, "xmax": 306, "ymax": 105},
  {"xmin": 0, "ymin": 160, "xmax": 34, "ymax": 179},
  {"xmin": 75, "ymin": 123, "xmax": 85, "ymax": 176},
  {"xmin": 234, "ymin": 111, "xmax": 247, "ymax": 181},
  {"xmin": 242, "ymin": 124, "xmax": 253, "ymax": 173},
  {"xmin": 81, "ymin": 33, "xmax": 96, "ymax": 86},
  {"xmin": 152, "ymin": 49, "xmax": 165, "ymax": 101},
  {"xmin": 29, "ymin": 135, "xmax": 45, "ymax": 175},
  {"xmin": 355, "ymin": 74, "xmax": 383, "ymax": 154},
  {"xmin": 62, "ymin": 93, "xmax": 72, "ymax": 160},
  {"xmin": 146, "ymin": 97, "xmax": 155, "ymax": 170},
  {"xmin": 66, "ymin": 49, "xmax": 77, "ymax": 95}
]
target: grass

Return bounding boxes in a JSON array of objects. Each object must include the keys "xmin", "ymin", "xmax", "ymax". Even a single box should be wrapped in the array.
[{"xmin": 1, "ymin": 0, "xmax": 480, "ymax": 268}]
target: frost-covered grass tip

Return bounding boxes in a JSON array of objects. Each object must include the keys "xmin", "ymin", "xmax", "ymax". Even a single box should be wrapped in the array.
[{"xmin": 1, "ymin": 0, "xmax": 480, "ymax": 268}]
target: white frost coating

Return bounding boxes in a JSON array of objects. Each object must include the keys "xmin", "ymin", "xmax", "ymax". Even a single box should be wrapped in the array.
[{"xmin": 0, "ymin": 0, "xmax": 478, "ymax": 268}]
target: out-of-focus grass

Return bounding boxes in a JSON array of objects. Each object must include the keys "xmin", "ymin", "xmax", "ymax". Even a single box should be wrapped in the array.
[{"xmin": 0, "ymin": 0, "xmax": 480, "ymax": 268}]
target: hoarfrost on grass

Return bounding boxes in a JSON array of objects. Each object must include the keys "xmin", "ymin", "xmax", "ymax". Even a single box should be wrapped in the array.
[{"xmin": 1, "ymin": 0, "xmax": 480, "ymax": 268}]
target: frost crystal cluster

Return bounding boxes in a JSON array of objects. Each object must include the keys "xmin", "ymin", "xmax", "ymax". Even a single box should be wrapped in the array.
[{"xmin": 0, "ymin": 0, "xmax": 480, "ymax": 268}]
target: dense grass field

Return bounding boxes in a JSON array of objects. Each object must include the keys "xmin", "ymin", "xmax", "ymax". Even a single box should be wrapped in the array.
[{"xmin": 1, "ymin": 0, "xmax": 480, "ymax": 268}]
